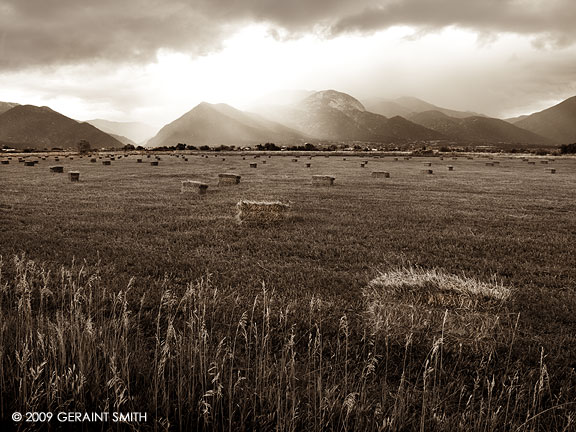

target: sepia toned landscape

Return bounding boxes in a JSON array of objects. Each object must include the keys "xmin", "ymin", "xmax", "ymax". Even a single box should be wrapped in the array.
[
  {"xmin": 2, "ymin": 0, "xmax": 576, "ymax": 430},
  {"xmin": 1, "ymin": 150, "xmax": 575, "ymax": 430}
]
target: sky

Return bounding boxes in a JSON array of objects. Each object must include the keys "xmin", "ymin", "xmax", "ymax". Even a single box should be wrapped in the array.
[{"xmin": 1, "ymin": 0, "xmax": 575, "ymax": 128}]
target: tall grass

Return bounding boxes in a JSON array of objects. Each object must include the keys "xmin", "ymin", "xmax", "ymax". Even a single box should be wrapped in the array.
[{"xmin": 1, "ymin": 255, "xmax": 574, "ymax": 430}]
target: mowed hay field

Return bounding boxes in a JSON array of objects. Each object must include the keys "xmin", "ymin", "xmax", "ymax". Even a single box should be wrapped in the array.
[{"xmin": 1, "ymin": 153, "xmax": 575, "ymax": 431}]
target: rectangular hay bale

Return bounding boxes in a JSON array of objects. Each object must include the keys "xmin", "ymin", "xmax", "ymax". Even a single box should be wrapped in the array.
[{"xmin": 236, "ymin": 200, "xmax": 290, "ymax": 224}]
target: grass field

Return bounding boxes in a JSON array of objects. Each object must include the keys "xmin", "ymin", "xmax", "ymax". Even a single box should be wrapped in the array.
[{"xmin": 1, "ymin": 152, "xmax": 575, "ymax": 431}]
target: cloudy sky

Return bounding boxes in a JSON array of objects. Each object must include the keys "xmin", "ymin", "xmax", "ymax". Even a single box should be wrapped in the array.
[{"xmin": 1, "ymin": 0, "xmax": 575, "ymax": 127}]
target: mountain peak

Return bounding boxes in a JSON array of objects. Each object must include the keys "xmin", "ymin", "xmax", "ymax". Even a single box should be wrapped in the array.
[{"xmin": 302, "ymin": 90, "xmax": 366, "ymax": 112}]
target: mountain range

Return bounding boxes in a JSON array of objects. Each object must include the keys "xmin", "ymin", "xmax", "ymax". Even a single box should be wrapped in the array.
[
  {"xmin": 0, "ymin": 105, "xmax": 123, "ymax": 150},
  {"xmin": 1, "ymin": 91, "xmax": 575, "ymax": 150}
]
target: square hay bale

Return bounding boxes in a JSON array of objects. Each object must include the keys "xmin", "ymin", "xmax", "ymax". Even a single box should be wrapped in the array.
[
  {"xmin": 423, "ymin": 162, "xmax": 432, "ymax": 166},
  {"xmin": 262, "ymin": 160, "xmax": 267, "ymax": 164},
  {"xmin": 548, "ymin": 168, "xmax": 556, "ymax": 174},
  {"xmin": 439, "ymin": 157, "xmax": 444, "ymax": 160},
  {"xmin": 184, "ymin": 158, "xmax": 188, "ymax": 161},
  {"xmin": 250, "ymin": 163, "xmax": 257, "ymax": 168},
  {"xmin": 181, "ymin": 180, "xmax": 208, "ymax": 194},
  {"xmin": 292, "ymin": 158, "xmax": 298, "ymax": 162},
  {"xmin": 90, "ymin": 158, "xmax": 97, "ymax": 163},
  {"xmin": 360, "ymin": 163, "xmax": 365, "ymax": 168},
  {"xmin": 1, "ymin": 160, "xmax": 9, "ymax": 165},
  {"xmin": 306, "ymin": 163, "xmax": 311, "ymax": 168},
  {"xmin": 236, "ymin": 200, "xmax": 290, "ymax": 224},
  {"xmin": 24, "ymin": 161, "xmax": 36, "ymax": 166},
  {"xmin": 528, "ymin": 161, "xmax": 535, "ymax": 165},
  {"xmin": 102, "ymin": 160, "xmax": 111, "ymax": 165},
  {"xmin": 68, "ymin": 171, "xmax": 80, "ymax": 182},
  {"xmin": 49, "ymin": 166, "xmax": 64, "ymax": 173},
  {"xmin": 371, "ymin": 171, "xmax": 390, "ymax": 178},
  {"xmin": 421, "ymin": 169, "xmax": 434, "ymax": 174},
  {"xmin": 485, "ymin": 162, "xmax": 494, "ymax": 166},
  {"xmin": 137, "ymin": 158, "xmax": 143, "ymax": 163},
  {"xmin": 218, "ymin": 173, "xmax": 241, "ymax": 186},
  {"xmin": 447, "ymin": 165, "xmax": 454, "ymax": 171},
  {"xmin": 540, "ymin": 160, "xmax": 548, "ymax": 164},
  {"xmin": 312, "ymin": 175, "xmax": 335, "ymax": 186},
  {"xmin": 150, "ymin": 161, "xmax": 159, "ymax": 166},
  {"xmin": 222, "ymin": 158, "xmax": 226, "ymax": 161},
  {"xmin": 394, "ymin": 157, "xmax": 399, "ymax": 161},
  {"xmin": 343, "ymin": 158, "xmax": 347, "ymax": 161}
]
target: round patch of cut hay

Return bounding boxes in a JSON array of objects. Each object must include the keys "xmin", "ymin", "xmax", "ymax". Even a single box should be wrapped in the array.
[{"xmin": 363, "ymin": 267, "xmax": 511, "ymax": 348}]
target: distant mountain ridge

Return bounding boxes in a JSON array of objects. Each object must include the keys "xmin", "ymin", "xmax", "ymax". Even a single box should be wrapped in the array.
[
  {"xmin": 514, "ymin": 96, "xmax": 576, "ymax": 144},
  {"xmin": 0, "ymin": 102, "xmax": 19, "ymax": 115},
  {"xmin": 86, "ymin": 119, "xmax": 157, "ymax": 144},
  {"xmin": 0, "ymin": 105, "xmax": 123, "ymax": 150},
  {"xmin": 255, "ymin": 90, "xmax": 445, "ymax": 142},
  {"xmin": 363, "ymin": 96, "xmax": 482, "ymax": 119},
  {"xmin": 146, "ymin": 102, "xmax": 307, "ymax": 148},
  {"xmin": 409, "ymin": 110, "xmax": 551, "ymax": 145}
]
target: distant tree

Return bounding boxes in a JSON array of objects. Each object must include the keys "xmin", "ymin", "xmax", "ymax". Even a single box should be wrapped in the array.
[
  {"xmin": 123, "ymin": 144, "xmax": 135, "ymax": 151},
  {"xmin": 559, "ymin": 143, "xmax": 576, "ymax": 154},
  {"xmin": 175, "ymin": 143, "xmax": 187, "ymax": 151},
  {"xmin": 136, "ymin": 146, "xmax": 146, "ymax": 151},
  {"xmin": 199, "ymin": 145, "xmax": 211, "ymax": 151},
  {"xmin": 77, "ymin": 140, "xmax": 91, "ymax": 154},
  {"xmin": 186, "ymin": 145, "xmax": 197, "ymax": 151}
]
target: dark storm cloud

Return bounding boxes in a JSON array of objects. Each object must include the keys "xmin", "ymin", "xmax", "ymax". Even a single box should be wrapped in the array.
[
  {"xmin": 332, "ymin": 0, "xmax": 576, "ymax": 46},
  {"xmin": 1, "ymin": 0, "xmax": 574, "ymax": 71}
]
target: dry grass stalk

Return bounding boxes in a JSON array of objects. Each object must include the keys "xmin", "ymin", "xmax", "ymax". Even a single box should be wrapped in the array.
[
  {"xmin": 312, "ymin": 175, "xmax": 335, "ymax": 186},
  {"xmin": 235, "ymin": 200, "xmax": 290, "ymax": 224},
  {"xmin": 218, "ymin": 173, "xmax": 241, "ymax": 186},
  {"xmin": 181, "ymin": 180, "xmax": 208, "ymax": 195}
]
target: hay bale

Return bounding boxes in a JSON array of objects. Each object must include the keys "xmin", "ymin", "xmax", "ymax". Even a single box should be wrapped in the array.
[
  {"xmin": 184, "ymin": 158, "xmax": 188, "ymax": 161},
  {"xmin": 68, "ymin": 171, "xmax": 80, "ymax": 182},
  {"xmin": 423, "ymin": 162, "xmax": 432, "ymax": 167},
  {"xmin": 236, "ymin": 200, "xmax": 290, "ymax": 224},
  {"xmin": 181, "ymin": 180, "xmax": 208, "ymax": 194},
  {"xmin": 218, "ymin": 173, "xmax": 241, "ymax": 186},
  {"xmin": 24, "ymin": 161, "xmax": 35, "ymax": 166},
  {"xmin": 102, "ymin": 160, "xmax": 111, "ymax": 165},
  {"xmin": 137, "ymin": 158, "xmax": 143, "ymax": 163},
  {"xmin": 49, "ymin": 166, "xmax": 64, "ymax": 173},
  {"xmin": 262, "ymin": 160, "xmax": 267, "ymax": 164},
  {"xmin": 90, "ymin": 158, "xmax": 97, "ymax": 163},
  {"xmin": 1, "ymin": 160, "xmax": 9, "ymax": 165},
  {"xmin": 422, "ymin": 169, "xmax": 433, "ymax": 175},
  {"xmin": 540, "ymin": 160, "xmax": 548, "ymax": 164},
  {"xmin": 528, "ymin": 161, "xmax": 535, "ymax": 165},
  {"xmin": 222, "ymin": 158, "xmax": 226, "ymax": 161},
  {"xmin": 312, "ymin": 175, "xmax": 335, "ymax": 186},
  {"xmin": 439, "ymin": 157, "xmax": 444, "ymax": 160},
  {"xmin": 360, "ymin": 163, "xmax": 365, "ymax": 168},
  {"xmin": 548, "ymin": 168, "xmax": 556, "ymax": 174},
  {"xmin": 447, "ymin": 165, "xmax": 454, "ymax": 171},
  {"xmin": 292, "ymin": 158, "xmax": 298, "ymax": 162},
  {"xmin": 394, "ymin": 157, "xmax": 399, "ymax": 161},
  {"xmin": 485, "ymin": 162, "xmax": 494, "ymax": 166},
  {"xmin": 306, "ymin": 163, "xmax": 311, "ymax": 168},
  {"xmin": 150, "ymin": 161, "xmax": 159, "ymax": 166},
  {"xmin": 343, "ymin": 158, "xmax": 347, "ymax": 161},
  {"xmin": 250, "ymin": 163, "xmax": 257, "ymax": 168},
  {"xmin": 371, "ymin": 171, "xmax": 390, "ymax": 178}
]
